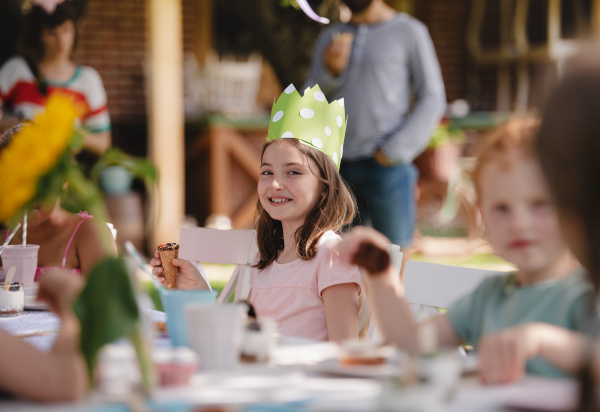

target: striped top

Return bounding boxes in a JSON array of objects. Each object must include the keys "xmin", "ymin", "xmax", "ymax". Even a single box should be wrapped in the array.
[
  {"xmin": 303, "ymin": 13, "xmax": 446, "ymax": 164},
  {"xmin": 0, "ymin": 56, "xmax": 110, "ymax": 133}
]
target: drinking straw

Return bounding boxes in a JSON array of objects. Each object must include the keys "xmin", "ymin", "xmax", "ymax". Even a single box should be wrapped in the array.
[
  {"xmin": 22, "ymin": 211, "xmax": 27, "ymax": 246},
  {"xmin": 0, "ymin": 223, "xmax": 21, "ymax": 257}
]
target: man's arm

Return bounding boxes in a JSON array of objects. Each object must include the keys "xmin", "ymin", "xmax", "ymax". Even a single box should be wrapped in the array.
[{"xmin": 379, "ymin": 21, "xmax": 446, "ymax": 165}]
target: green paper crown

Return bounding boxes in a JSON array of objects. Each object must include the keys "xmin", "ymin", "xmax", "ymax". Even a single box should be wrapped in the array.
[{"xmin": 267, "ymin": 84, "xmax": 347, "ymax": 169}]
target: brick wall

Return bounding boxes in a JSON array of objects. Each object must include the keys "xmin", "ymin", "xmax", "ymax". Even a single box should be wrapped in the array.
[
  {"xmin": 70, "ymin": 0, "xmax": 197, "ymax": 154},
  {"xmin": 73, "ymin": 0, "xmax": 197, "ymax": 122},
  {"xmin": 419, "ymin": 0, "xmax": 470, "ymax": 105}
]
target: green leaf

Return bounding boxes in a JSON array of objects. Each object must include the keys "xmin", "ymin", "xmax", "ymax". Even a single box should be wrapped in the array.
[
  {"xmin": 73, "ymin": 257, "xmax": 140, "ymax": 384},
  {"xmin": 91, "ymin": 148, "xmax": 158, "ymax": 187}
]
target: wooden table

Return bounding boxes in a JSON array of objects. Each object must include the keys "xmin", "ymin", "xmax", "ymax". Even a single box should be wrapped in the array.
[{"xmin": 186, "ymin": 114, "xmax": 269, "ymax": 229}]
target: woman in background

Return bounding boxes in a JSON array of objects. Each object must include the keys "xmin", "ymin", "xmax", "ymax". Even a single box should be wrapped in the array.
[{"xmin": 0, "ymin": 1, "xmax": 111, "ymax": 156}]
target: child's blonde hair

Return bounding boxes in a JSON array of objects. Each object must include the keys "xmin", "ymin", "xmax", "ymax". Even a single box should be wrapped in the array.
[
  {"xmin": 471, "ymin": 115, "xmax": 541, "ymax": 197},
  {"xmin": 254, "ymin": 138, "xmax": 356, "ymax": 270}
]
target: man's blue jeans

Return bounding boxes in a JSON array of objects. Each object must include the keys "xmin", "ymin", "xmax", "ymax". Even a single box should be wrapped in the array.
[{"xmin": 340, "ymin": 158, "xmax": 418, "ymax": 247}]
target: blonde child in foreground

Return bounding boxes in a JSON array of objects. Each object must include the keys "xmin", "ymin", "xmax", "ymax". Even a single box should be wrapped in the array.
[
  {"xmin": 152, "ymin": 85, "xmax": 361, "ymax": 342},
  {"xmin": 339, "ymin": 116, "xmax": 594, "ymax": 384},
  {"xmin": 0, "ymin": 270, "xmax": 87, "ymax": 401}
]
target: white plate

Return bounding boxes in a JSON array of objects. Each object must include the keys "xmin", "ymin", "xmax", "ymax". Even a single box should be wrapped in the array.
[
  {"xmin": 311, "ymin": 357, "xmax": 406, "ymax": 379},
  {"xmin": 24, "ymin": 284, "xmax": 48, "ymax": 310},
  {"xmin": 24, "ymin": 295, "xmax": 49, "ymax": 311}
]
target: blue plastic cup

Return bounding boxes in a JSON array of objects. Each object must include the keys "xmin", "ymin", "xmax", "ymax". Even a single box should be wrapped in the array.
[{"xmin": 159, "ymin": 288, "xmax": 216, "ymax": 347}]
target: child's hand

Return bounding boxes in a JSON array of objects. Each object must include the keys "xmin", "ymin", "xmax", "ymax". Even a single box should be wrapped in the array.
[
  {"xmin": 477, "ymin": 324, "xmax": 539, "ymax": 384},
  {"xmin": 338, "ymin": 227, "xmax": 392, "ymax": 275},
  {"xmin": 323, "ymin": 33, "xmax": 354, "ymax": 77},
  {"xmin": 151, "ymin": 251, "xmax": 205, "ymax": 290},
  {"xmin": 37, "ymin": 269, "xmax": 84, "ymax": 318}
]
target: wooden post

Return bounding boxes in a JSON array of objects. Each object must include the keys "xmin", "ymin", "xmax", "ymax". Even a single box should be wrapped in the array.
[
  {"xmin": 146, "ymin": 0, "xmax": 184, "ymax": 251},
  {"xmin": 195, "ymin": 0, "xmax": 213, "ymax": 65},
  {"xmin": 592, "ymin": 0, "xmax": 600, "ymax": 36}
]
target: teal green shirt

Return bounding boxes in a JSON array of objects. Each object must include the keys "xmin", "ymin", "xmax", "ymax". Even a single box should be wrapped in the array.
[{"xmin": 447, "ymin": 269, "xmax": 594, "ymax": 378}]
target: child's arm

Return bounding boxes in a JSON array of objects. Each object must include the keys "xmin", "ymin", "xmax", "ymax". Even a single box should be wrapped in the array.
[
  {"xmin": 365, "ymin": 262, "xmax": 462, "ymax": 350},
  {"xmin": 323, "ymin": 283, "xmax": 359, "ymax": 341},
  {"xmin": 77, "ymin": 218, "xmax": 118, "ymax": 275},
  {"xmin": 478, "ymin": 323, "xmax": 588, "ymax": 384},
  {"xmin": 151, "ymin": 251, "xmax": 210, "ymax": 290},
  {"xmin": 0, "ymin": 270, "xmax": 87, "ymax": 401},
  {"xmin": 338, "ymin": 227, "xmax": 462, "ymax": 351}
]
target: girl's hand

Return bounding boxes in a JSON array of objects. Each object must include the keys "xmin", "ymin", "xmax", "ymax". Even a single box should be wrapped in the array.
[
  {"xmin": 477, "ymin": 324, "xmax": 539, "ymax": 384},
  {"xmin": 338, "ymin": 227, "xmax": 392, "ymax": 275},
  {"xmin": 151, "ymin": 251, "xmax": 206, "ymax": 290}
]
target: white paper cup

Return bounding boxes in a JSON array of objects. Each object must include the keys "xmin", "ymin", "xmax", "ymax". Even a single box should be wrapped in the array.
[
  {"xmin": 184, "ymin": 303, "xmax": 246, "ymax": 370},
  {"xmin": 2, "ymin": 245, "xmax": 39, "ymax": 287}
]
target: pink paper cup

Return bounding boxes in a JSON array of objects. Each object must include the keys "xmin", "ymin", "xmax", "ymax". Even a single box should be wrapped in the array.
[{"xmin": 2, "ymin": 245, "xmax": 39, "ymax": 287}]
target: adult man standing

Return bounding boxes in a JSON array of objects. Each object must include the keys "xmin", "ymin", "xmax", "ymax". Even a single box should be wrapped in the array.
[{"xmin": 304, "ymin": 0, "xmax": 446, "ymax": 249}]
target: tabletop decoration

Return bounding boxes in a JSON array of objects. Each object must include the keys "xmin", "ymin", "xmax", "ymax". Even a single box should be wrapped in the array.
[{"xmin": 0, "ymin": 94, "xmax": 158, "ymax": 394}]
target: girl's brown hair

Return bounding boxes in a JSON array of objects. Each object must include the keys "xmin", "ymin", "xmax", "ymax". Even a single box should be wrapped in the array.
[
  {"xmin": 537, "ymin": 60, "xmax": 600, "ymax": 412},
  {"xmin": 254, "ymin": 138, "xmax": 356, "ymax": 270},
  {"xmin": 19, "ymin": 3, "xmax": 80, "ymax": 62}
]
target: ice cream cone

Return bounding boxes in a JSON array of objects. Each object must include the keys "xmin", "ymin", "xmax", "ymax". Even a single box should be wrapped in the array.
[{"xmin": 158, "ymin": 243, "xmax": 180, "ymax": 289}]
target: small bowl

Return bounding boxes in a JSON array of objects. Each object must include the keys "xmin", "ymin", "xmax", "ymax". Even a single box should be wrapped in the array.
[
  {"xmin": 0, "ymin": 283, "xmax": 24, "ymax": 317},
  {"xmin": 154, "ymin": 347, "xmax": 198, "ymax": 387}
]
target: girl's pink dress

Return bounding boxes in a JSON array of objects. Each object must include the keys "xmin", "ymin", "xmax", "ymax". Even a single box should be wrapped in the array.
[{"xmin": 249, "ymin": 231, "xmax": 361, "ymax": 341}]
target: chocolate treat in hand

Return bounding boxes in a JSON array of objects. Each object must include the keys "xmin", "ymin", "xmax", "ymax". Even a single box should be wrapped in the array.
[
  {"xmin": 158, "ymin": 243, "xmax": 180, "ymax": 289},
  {"xmin": 352, "ymin": 241, "xmax": 390, "ymax": 275}
]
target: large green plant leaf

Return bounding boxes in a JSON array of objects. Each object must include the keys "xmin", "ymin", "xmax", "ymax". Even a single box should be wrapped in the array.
[
  {"xmin": 90, "ymin": 148, "xmax": 158, "ymax": 187},
  {"xmin": 73, "ymin": 257, "xmax": 139, "ymax": 383}
]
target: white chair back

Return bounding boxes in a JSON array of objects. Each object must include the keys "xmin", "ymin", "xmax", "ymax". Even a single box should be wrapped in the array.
[
  {"xmin": 403, "ymin": 261, "xmax": 498, "ymax": 318},
  {"xmin": 179, "ymin": 227, "xmax": 258, "ymax": 304},
  {"xmin": 363, "ymin": 245, "xmax": 402, "ymax": 341}
]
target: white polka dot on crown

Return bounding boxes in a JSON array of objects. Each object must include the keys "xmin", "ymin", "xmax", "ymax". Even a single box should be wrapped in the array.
[
  {"xmin": 333, "ymin": 152, "xmax": 338, "ymax": 164},
  {"xmin": 312, "ymin": 138, "xmax": 323, "ymax": 148},
  {"xmin": 272, "ymin": 111, "xmax": 284, "ymax": 122},
  {"xmin": 325, "ymin": 126, "xmax": 331, "ymax": 136},
  {"xmin": 336, "ymin": 116, "xmax": 343, "ymax": 127},
  {"xmin": 284, "ymin": 84, "xmax": 296, "ymax": 94},
  {"xmin": 300, "ymin": 108, "xmax": 314, "ymax": 119},
  {"xmin": 282, "ymin": 131, "xmax": 293, "ymax": 138},
  {"xmin": 338, "ymin": 98, "xmax": 344, "ymax": 106},
  {"xmin": 314, "ymin": 91, "xmax": 326, "ymax": 102}
]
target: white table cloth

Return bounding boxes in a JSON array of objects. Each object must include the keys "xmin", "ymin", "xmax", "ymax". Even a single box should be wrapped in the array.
[{"xmin": 0, "ymin": 310, "xmax": 578, "ymax": 411}]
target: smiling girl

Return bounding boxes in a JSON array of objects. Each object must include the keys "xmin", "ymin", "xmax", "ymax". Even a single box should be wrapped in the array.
[{"xmin": 153, "ymin": 85, "xmax": 361, "ymax": 341}]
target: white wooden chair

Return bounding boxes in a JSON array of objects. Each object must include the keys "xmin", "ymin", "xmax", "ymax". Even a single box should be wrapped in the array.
[
  {"xmin": 367, "ymin": 260, "xmax": 499, "ymax": 342},
  {"xmin": 403, "ymin": 261, "xmax": 499, "ymax": 315},
  {"xmin": 362, "ymin": 245, "xmax": 403, "ymax": 341},
  {"xmin": 178, "ymin": 227, "xmax": 258, "ymax": 304}
]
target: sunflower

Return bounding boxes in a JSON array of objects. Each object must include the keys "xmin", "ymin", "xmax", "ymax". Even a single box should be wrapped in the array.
[{"xmin": 0, "ymin": 94, "xmax": 78, "ymax": 222}]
